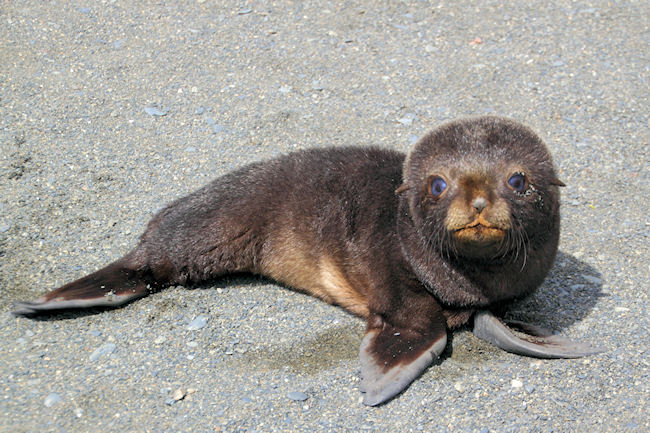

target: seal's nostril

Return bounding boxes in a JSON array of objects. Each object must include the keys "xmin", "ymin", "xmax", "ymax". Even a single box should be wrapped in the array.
[{"xmin": 472, "ymin": 197, "xmax": 488, "ymax": 213}]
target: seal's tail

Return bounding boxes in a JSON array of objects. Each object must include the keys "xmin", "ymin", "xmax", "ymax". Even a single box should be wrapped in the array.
[{"xmin": 12, "ymin": 257, "xmax": 155, "ymax": 316}]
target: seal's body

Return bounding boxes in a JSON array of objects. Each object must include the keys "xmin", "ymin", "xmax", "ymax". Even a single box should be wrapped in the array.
[
  {"xmin": 138, "ymin": 146, "xmax": 406, "ymax": 319},
  {"xmin": 14, "ymin": 116, "xmax": 602, "ymax": 406}
]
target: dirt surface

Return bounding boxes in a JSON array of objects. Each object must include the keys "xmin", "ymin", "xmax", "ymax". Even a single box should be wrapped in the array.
[{"xmin": 1, "ymin": 1, "xmax": 647, "ymax": 432}]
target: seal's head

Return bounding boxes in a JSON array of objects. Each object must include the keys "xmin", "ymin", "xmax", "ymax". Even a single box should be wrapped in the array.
[{"xmin": 400, "ymin": 116, "xmax": 564, "ymax": 262}]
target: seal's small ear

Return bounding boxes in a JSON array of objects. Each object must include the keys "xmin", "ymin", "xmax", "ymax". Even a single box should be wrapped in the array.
[
  {"xmin": 394, "ymin": 184, "xmax": 410, "ymax": 195},
  {"xmin": 550, "ymin": 178, "xmax": 566, "ymax": 187}
]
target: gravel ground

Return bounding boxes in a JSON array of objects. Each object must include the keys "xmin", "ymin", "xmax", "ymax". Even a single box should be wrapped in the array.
[{"xmin": 1, "ymin": 1, "xmax": 648, "ymax": 432}]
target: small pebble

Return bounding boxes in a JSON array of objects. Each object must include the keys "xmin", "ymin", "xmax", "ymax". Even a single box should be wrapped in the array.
[
  {"xmin": 453, "ymin": 382, "xmax": 465, "ymax": 393},
  {"xmin": 154, "ymin": 336, "xmax": 166, "ymax": 345},
  {"xmin": 582, "ymin": 274, "xmax": 602, "ymax": 285},
  {"xmin": 287, "ymin": 391, "xmax": 309, "ymax": 401},
  {"xmin": 144, "ymin": 106, "xmax": 168, "ymax": 116},
  {"xmin": 90, "ymin": 330, "xmax": 102, "ymax": 337},
  {"xmin": 525, "ymin": 384, "xmax": 536, "ymax": 394},
  {"xmin": 172, "ymin": 388, "xmax": 186, "ymax": 401},
  {"xmin": 195, "ymin": 106, "xmax": 205, "ymax": 115},
  {"xmin": 187, "ymin": 316, "xmax": 208, "ymax": 330},
  {"xmin": 511, "ymin": 379, "xmax": 523, "ymax": 388},
  {"xmin": 0, "ymin": 224, "xmax": 10, "ymax": 233},
  {"xmin": 89, "ymin": 343, "xmax": 117, "ymax": 361},
  {"xmin": 397, "ymin": 113, "xmax": 416, "ymax": 125},
  {"xmin": 44, "ymin": 392, "xmax": 62, "ymax": 407}
]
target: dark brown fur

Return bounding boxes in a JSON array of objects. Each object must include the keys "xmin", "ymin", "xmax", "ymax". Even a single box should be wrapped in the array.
[{"xmin": 14, "ymin": 116, "xmax": 569, "ymax": 405}]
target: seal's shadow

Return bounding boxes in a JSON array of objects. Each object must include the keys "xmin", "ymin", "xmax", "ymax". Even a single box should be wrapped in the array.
[{"xmin": 505, "ymin": 251, "xmax": 605, "ymax": 329}]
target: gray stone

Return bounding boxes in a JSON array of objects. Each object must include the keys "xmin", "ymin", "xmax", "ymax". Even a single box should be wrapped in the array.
[
  {"xmin": 144, "ymin": 107, "xmax": 168, "ymax": 116},
  {"xmin": 187, "ymin": 316, "xmax": 208, "ymax": 331},
  {"xmin": 44, "ymin": 393, "xmax": 62, "ymax": 407},
  {"xmin": 89, "ymin": 343, "xmax": 117, "ymax": 362},
  {"xmin": 287, "ymin": 391, "xmax": 309, "ymax": 401}
]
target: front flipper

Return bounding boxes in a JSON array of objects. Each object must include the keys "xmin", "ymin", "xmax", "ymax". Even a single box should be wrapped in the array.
[
  {"xmin": 359, "ymin": 314, "xmax": 447, "ymax": 406},
  {"xmin": 473, "ymin": 310, "xmax": 605, "ymax": 358}
]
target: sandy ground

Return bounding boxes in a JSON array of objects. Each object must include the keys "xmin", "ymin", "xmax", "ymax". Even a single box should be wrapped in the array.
[{"xmin": 1, "ymin": 1, "xmax": 647, "ymax": 432}]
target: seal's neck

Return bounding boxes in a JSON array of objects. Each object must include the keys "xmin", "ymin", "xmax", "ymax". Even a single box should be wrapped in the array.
[{"xmin": 396, "ymin": 198, "xmax": 548, "ymax": 308}]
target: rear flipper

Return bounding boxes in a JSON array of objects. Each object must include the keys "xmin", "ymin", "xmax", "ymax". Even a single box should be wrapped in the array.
[
  {"xmin": 12, "ymin": 259, "xmax": 156, "ymax": 316},
  {"xmin": 359, "ymin": 313, "xmax": 448, "ymax": 406},
  {"xmin": 472, "ymin": 310, "xmax": 605, "ymax": 358}
]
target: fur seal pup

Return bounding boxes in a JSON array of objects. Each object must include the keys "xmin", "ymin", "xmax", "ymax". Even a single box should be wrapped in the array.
[{"xmin": 13, "ymin": 116, "xmax": 603, "ymax": 406}]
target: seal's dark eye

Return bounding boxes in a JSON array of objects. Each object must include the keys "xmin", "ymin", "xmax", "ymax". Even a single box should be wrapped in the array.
[
  {"xmin": 430, "ymin": 176, "xmax": 447, "ymax": 198},
  {"xmin": 508, "ymin": 172, "xmax": 527, "ymax": 193}
]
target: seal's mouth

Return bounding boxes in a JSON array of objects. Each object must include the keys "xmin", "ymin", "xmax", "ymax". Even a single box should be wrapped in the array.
[{"xmin": 453, "ymin": 219, "xmax": 506, "ymax": 246}]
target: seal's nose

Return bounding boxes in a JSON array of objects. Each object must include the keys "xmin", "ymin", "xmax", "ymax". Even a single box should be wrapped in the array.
[{"xmin": 472, "ymin": 197, "xmax": 488, "ymax": 213}]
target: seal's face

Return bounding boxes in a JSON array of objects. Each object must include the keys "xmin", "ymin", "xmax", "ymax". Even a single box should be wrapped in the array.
[
  {"xmin": 401, "ymin": 116, "xmax": 562, "ymax": 263},
  {"xmin": 423, "ymin": 166, "xmax": 541, "ymax": 259},
  {"xmin": 439, "ymin": 170, "xmax": 511, "ymax": 257}
]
